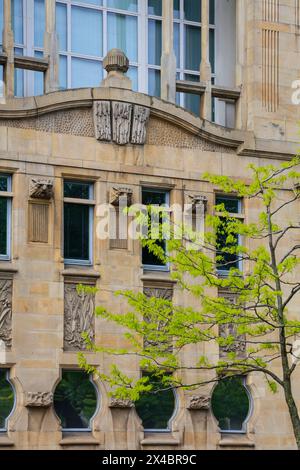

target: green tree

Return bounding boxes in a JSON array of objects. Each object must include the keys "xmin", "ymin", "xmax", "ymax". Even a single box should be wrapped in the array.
[{"xmin": 79, "ymin": 158, "xmax": 300, "ymax": 447}]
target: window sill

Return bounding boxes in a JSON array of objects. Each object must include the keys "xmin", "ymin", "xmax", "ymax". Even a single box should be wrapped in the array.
[
  {"xmin": 218, "ymin": 435, "xmax": 255, "ymax": 448},
  {"xmin": 0, "ymin": 434, "xmax": 14, "ymax": 447},
  {"xmin": 62, "ymin": 267, "xmax": 100, "ymax": 285},
  {"xmin": 141, "ymin": 432, "xmax": 180, "ymax": 447},
  {"xmin": 60, "ymin": 432, "xmax": 99, "ymax": 447}
]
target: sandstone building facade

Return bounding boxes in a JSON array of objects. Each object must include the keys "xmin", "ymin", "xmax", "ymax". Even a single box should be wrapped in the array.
[{"xmin": 0, "ymin": 0, "xmax": 299, "ymax": 450}]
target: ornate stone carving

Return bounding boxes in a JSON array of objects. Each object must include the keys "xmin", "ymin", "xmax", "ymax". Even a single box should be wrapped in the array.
[
  {"xmin": 131, "ymin": 106, "xmax": 150, "ymax": 145},
  {"xmin": 64, "ymin": 284, "xmax": 95, "ymax": 351},
  {"xmin": 186, "ymin": 194, "xmax": 208, "ymax": 213},
  {"xmin": 0, "ymin": 280, "xmax": 12, "ymax": 348},
  {"xmin": 143, "ymin": 287, "xmax": 173, "ymax": 301},
  {"xmin": 110, "ymin": 187, "xmax": 133, "ymax": 207},
  {"xmin": 103, "ymin": 49, "xmax": 129, "ymax": 74},
  {"xmin": 109, "ymin": 398, "xmax": 134, "ymax": 409},
  {"xmin": 94, "ymin": 101, "xmax": 111, "ymax": 141},
  {"xmin": 29, "ymin": 178, "xmax": 54, "ymax": 200},
  {"xmin": 219, "ymin": 323, "xmax": 246, "ymax": 358},
  {"xmin": 112, "ymin": 101, "xmax": 133, "ymax": 145},
  {"xmin": 25, "ymin": 392, "xmax": 53, "ymax": 408},
  {"xmin": 187, "ymin": 395, "xmax": 210, "ymax": 410}
]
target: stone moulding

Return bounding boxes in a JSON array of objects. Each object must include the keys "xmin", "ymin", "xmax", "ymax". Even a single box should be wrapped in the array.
[
  {"xmin": 25, "ymin": 392, "xmax": 54, "ymax": 407},
  {"xmin": 187, "ymin": 395, "xmax": 211, "ymax": 410}
]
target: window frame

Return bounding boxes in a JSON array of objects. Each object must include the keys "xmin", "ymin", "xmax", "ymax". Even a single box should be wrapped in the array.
[
  {"xmin": 54, "ymin": 369, "xmax": 99, "ymax": 433},
  {"xmin": 141, "ymin": 187, "xmax": 170, "ymax": 272},
  {"xmin": 0, "ymin": 174, "xmax": 12, "ymax": 261},
  {"xmin": 215, "ymin": 194, "xmax": 243, "ymax": 276},
  {"xmin": 0, "ymin": 369, "xmax": 16, "ymax": 432},
  {"xmin": 211, "ymin": 376, "xmax": 252, "ymax": 434},
  {"xmin": 63, "ymin": 179, "xmax": 95, "ymax": 266}
]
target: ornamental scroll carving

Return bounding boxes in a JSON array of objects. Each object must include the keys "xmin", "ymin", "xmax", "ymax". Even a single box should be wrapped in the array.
[
  {"xmin": 0, "ymin": 280, "xmax": 12, "ymax": 348},
  {"xmin": 64, "ymin": 284, "xmax": 95, "ymax": 351},
  {"xmin": 25, "ymin": 392, "xmax": 53, "ymax": 407},
  {"xmin": 93, "ymin": 101, "xmax": 150, "ymax": 145},
  {"xmin": 187, "ymin": 395, "xmax": 210, "ymax": 410},
  {"xmin": 29, "ymin": 178, "xmax": 54, "ymax": 200},
  {"xmin": 110, "ymin": 187, "xmax": 133, "ymax": 207}
]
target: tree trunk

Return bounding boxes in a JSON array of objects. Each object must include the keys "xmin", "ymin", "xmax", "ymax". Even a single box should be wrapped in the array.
[{"xmin": 283, "ymin": 377, "xmax": 300, "ymax": 449}]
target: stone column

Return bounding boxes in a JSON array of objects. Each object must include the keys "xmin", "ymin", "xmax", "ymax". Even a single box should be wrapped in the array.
[
  {"xmin": 235, "ymin": 0, "xmax": 246, "ymax": 129},
  {"xmin": 3, "ymin": 0, "xmax": 14, "ymax": 99},
  {"xmin": 44, "ymin": 0, "xmax": 59, "ymax": 93},
  {"xmin": 160, "ymin": 0, "xmax": 176, "ymax": 103},
  {"xmin": 199, "ymin": 0, "xmax": 212, "ymax": 120}
]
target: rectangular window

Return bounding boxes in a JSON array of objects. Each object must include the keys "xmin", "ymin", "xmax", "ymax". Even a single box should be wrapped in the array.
[
  {"xmin": 63, "ymin": 180, "xmax": 94, "ymax": 264},
  {"xmin": 0, "ymin": 175, "xmax": 12, "ymax": 260},
  {"xmin": 142, "ymin": 188, "xmax": 169, "ymax": 270},
  {"xmin": 215, "ymin": 195, "xmax": 243, "ymax": 273}
]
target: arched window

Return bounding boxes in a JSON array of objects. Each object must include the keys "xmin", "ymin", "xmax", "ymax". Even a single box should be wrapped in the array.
[
  {"xmin": 211, "ymin": 376, "xmax": 251, "ymax": 433},
  {"xmin": 0, "ymin": 369, "xmax": 15, "ymax": 431},
  {"xmin": 53, "ymin": 370, "xmax": 98, "ymax": 431},
  {"xmin": 135, "ymin": 374, "xmax": 176, "ymax": 431}
]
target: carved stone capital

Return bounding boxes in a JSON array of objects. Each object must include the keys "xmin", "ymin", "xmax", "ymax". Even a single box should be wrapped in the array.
[
  {"xmin": 0, "ymin": 279, "xmax": 12, "ymax": 348},
  {"xmin": 186, "ymin": 194, "xmax": 208, "ymax": 212},
  {"xmin": 110, "ymin": 187, "xmax": 133, "ymax": 207},
  {"xmin": 109, "ymin": 397, "xmax": 134, "ymax": 409},
  {"xmin": 25, "ymin": 392, "xmax": 54, "ymax": 407},
  {"xmin": 187, "ymin": 395, "xmax": 210, "ymax": 410},
  {"xmin": 29, "ymin": 178, "xmax": 54, "ymax": 200}
]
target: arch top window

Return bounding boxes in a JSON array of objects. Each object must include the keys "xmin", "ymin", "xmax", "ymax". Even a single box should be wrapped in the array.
[
  {"xmin": 135, "ymin": 373, "xmax": 176, "ymax": 432},
  {"xmin": 0, "ymin": 369, "xmax": 15, "ymax": 431},
  {"xmin": 211, "ymin": 376, "xmax": 251, "ymax": 433},
  {"xmin": 53, "ymin": 370, "xmax": 98, "ymax": 431}
]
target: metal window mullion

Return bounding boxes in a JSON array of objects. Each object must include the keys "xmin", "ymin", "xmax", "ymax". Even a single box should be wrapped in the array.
[
  {"xmin": 103, "ymin": 7, "xmax": 107, "ymax": 76},
  {"xmin": 67, "ymin": 2, "xmax": 72, "ymax": 88},
  {"xmin": 139, "ymin": 0, "xmax": 147, "ymax": 93}
]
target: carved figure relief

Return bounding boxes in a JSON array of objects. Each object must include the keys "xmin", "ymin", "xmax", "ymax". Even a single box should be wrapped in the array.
[
  {"xmin": 94, "ymin": 101, "xmax": 111, "ymax": 141},
  {"xmin": 187, "ymin": 395, "xmax": 210, "ymax": 410},
  {"xmin": 64, "ymin": 284, "xmax": 95, "ymax": 351},
  {"xmin": 25, "ymin": 392, "xmax": 53, "ymax": 407},
  {"xmin": 131, "ymin": 106, "xmax": 150, "ymax": 144},
  {"xmin": 112, "ymin": 102, "xmax": 133, "ymax": 145},
  {"xmin": 29, "ymin": 179, "xmax": 54, "ymax": 200},
  {"xmin": 0, "ymin": 280, "xmax": 12, "ymax": 348}
]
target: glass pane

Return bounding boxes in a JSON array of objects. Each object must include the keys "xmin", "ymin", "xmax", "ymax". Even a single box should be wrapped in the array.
[
  {"xmin": 12, "ymin": 0, "xmax": 23, "ymax": 44},
  {"xmin": 34, "ymin": 51, "xmax": 44, "ymax": 96},
  {"xmin": 148, "ymin": 68, "xmax": 160, "ymax": 97},
  {"xmin": 209, "ymin": 0, "xmax": 215, "ymax": 25},
  {"xmin": 64, "ymin": 181, "xmax": 92, "ymax": 199},
  {"xmin": 0, "ymin": 370, "xmax": 14, "ymax": 429},
  {"xmin": 135, "ymin": 375, "xmax": 175, "ymax": 430},
  {"xmin": 184, "ymin": 74, "xmax": 200, "ymax": 116},
  {"xmin": 142, "ymin": 190, "xmax": 167, "ymax": 266},
  {"xmin": 76, "ymin": 0, "xmax": 102, "ymax": 4},
  {"xmin": 59, "ymin": 55, "xmax": 67, "ymax": 90},
  {"xmin": 34, "ymin": 0, "xmax": 45, "ymax": 48},
  {"xmin": 185, "ymin": 24, "xmax": 201, "ymax": 71},
  {"xmin": 184, "ymin": 0, "xmax": 201, "ymax": 22},
  {"xmin": 0, "ymin": 0, "xmax": 3, "ymax": 46},
  {"xmin": 56, "ymin": 2, "xmax": 67, "ymax": 51},
  {"xmin": 0, "ymin": 197, "xmax": 8, "ymax": 256},
  {"xmin": 71, "ymin": 57, "xmax": 102, "ymax": 88},
  {"xmin": 173, "ymin": 22, "xmax": 180, "ymax": 68},
  {"xmin": 71, "ymin": 6, "xmax": 102, "ymax": 56},
  {"xmin": 14, "ymin": 67, "xmax": 24, "ymax": 97},
  {"xmin": 127, "ymin": 66, "xmax": 138, "ymax": 91},
  {"xmin": 107, "ymin": 13, "xmax": 137, "ymax": 62},
  {"xmin": 0, "ymin": 175, "xmax": 8, "ymax": 191},
  {"xmin": 211, "ymin": 377, "xmax": 250, "ymax": 432},
  {"xmin": 54, "ymin": 371, "xmax": 97, "ymax": 430},
  {"xmin": 148, "ymin": 0, "xmax": 162, "ymax": 16},
  {"xmin": 148, "ymin": 19, "xmax": 162, "ymax": 66},
  {"xmin": 107, "ymin": 0, "xmax": 137, "ymax": 12},
  {"xmin": 216, "ymin": 197, "xmax": 240, "ymax": 214},
  {"xmin": 64, "ymin": 203, "xmax": 90, "ymax": 261},
  {"xmin": 173, "ymin": 0, "xmax": 180, "ymax": 19},
  {"xmin": 209, "ymin": 28, "xmax": 215, "ymax": 74}
]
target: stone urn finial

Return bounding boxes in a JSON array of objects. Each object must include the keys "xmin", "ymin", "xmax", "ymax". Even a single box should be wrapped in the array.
[{"xmin": 101, "ymin": 48, "xmax": 132, "ymax": 90}]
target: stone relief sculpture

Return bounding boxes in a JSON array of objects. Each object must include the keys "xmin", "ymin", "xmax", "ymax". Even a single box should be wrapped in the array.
[
  {"xmin": 25, "ymin": 392, "xmax": 53, "ymax": 408},
  {"xmin": 143, "ymin": 287, "xmax": 173, "ymax": 301},
  {"xmin": 94, "ymin": 100, "xmax": 111, "ymax": 141},
  {"xmin": 219, "ymin": 322, "xmax": 246, "ymax": 358},
  {"xmin": 29, "ymin": 178, "xmax": 54, "ymax": 200},
  {"xmin": 131, "ymin": 105, "xmax": 150, "ymax": 145},
  {"xmin": 109, "ymin": 187, "xmax": 133, "ymax": 207},
  {"xmin": 109, "ymin": 398, "xmax": 134, "ymax": 409},
  {"xmin": 112, "ymin": 101, "xmax": 133, "ymax": 145},
  {"xmin": 0, "ymin": 280, "xmax": 12, "ymax": 348},
  {"xmin": 187, "ymin": 395, "xmax": 210, "ymax": 410},
  {"xmin": 186, "ymin": 194, "xmax": 208, "ymax": 212},
  {"xmin": 64, "ymin": 284, "xmax": 95, "ymax": 351}
]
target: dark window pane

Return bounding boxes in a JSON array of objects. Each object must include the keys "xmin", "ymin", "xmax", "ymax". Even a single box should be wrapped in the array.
[
  {"xmin": 184, "ymin": 73, "xmax": 200, "ymax": 116},
  {"xmin": 0, "ymin": 370, "xmax": 14, "ymax": 429},
  {"xmin": 135, "ymin": 374, "xmax": 175, "ymax": 430},
  {"xmin": 209, "ymin": 28, "xmax": 215, "ymax": 74},
  {"xmin": 54, "ymin": 370, "xmax": 97, "ymax": 430},
  {"xmin": 64, "ymin": 203, "xmax": 90, "ymax": 261},
  {"xmin": 148, "ymin": 19, "xmax": 162, "ymax": 66},
  {"xmin": 173, "ymin": 0, "xmax": 180, "ymax": 18},
  {"xmin": 0, "ymin": 197, "xmax": 8, "ymax": 256},
  {"xmin": 148, "ymin": 69, "xmax": 161, "ymax": 97},
  {"xmin": 216, "ymin": 197, "xmax": 240, "ymax": 214},
  {"xmin": 64, "ymin": 181, "xmax": 91, "ymax": 199},
  {"xmin": 142, "ymin": 190, "xmax": 167, "ymax": 267},
  {"xmin": 216, "ymin": 217, "xmax": 239, "ymax": 271},
  {"xmin": 209, "ymin": 0, "xmax": 215, "ymax": 24},
  {"xmin": 184, "ymin": 0, "xmax": 201, "ymax": 22},
  {"xmin": 185, "ymin": 24, "xmax": 201, "ymax": 71},
  {"xmin": 0, "ymin": 176, "xmax": 8, "ymax": 191},
  {"xmin": 211, "ymin": 377, "xmax": 250, "ymax": 432},
  {"xmin": 148, "ymin": 0, "xmax": 162, "ymax": 16}
]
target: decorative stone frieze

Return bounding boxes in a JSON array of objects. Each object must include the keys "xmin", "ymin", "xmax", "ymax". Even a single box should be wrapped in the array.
[
  {"xmin": 218, "ymin": 290, "xmax": 246, "ymax": 358},
  {"xmin": 93, "ymin": 101, "xmax": 111, "ymax": 141},
  {"xmin": 187, "ymin": 395, "xmax": 210, "ymax": 411},
  {"xmin": 131, "ymin": 105, "xmax": 150, "ymax": 145},
  {"xmin": 29, "ymin": 178, "xmax": 54, "ymax": 200},
  {"xmin": 25, "ymin": 392, "xmax": 53, "ymax": 408},
  {"xmin": 112, "ymin": 101, "xmax": 133, "ymax": 145},
  {"xmin": 143, "ymin": 286, "xmax": 173, "ymax": 301},
  {"xmin": 0, "ymin": 279, "xmax": 12, "ymax": 348},
  {"xmin": 109, "ymin": 398, "xmax": 134, "ymax": 409}
]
